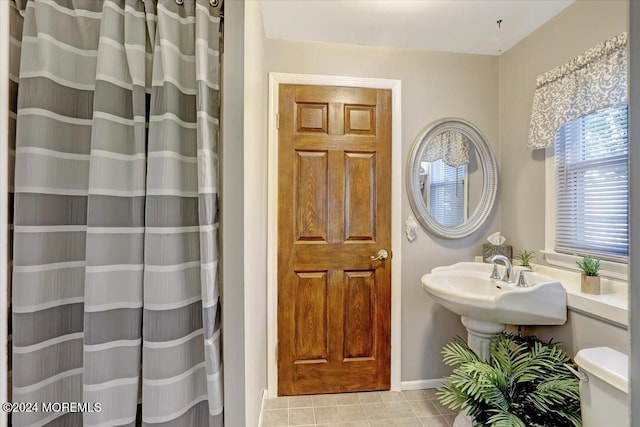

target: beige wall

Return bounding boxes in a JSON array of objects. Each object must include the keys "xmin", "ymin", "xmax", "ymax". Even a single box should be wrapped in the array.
[
  {"xmin": 498, "ymin": 0, "xmax": 628, "ymax": 253},
  {"xmin": 221, "ymin": 1, "xmax": 247, "ymax": 425},
  {"xmin": 244, "ymin": 1, "xmax": 267, "ymax": 425},
  {"xmin": 262, "ymin": 39, "xmax": 501, "ymax": 382},
  {"xmin": 498, "ymin": 0, "xmax": 629, "ymax": 356}
]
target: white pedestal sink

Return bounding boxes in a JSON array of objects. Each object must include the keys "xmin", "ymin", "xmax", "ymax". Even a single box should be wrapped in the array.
[{"xmin": 421, "ymin": 262, "xmax": 568, "ymax": 427}]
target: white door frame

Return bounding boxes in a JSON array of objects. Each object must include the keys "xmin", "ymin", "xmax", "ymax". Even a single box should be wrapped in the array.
[{"xmin": 266, "ymin": 73, "xmax": 402, "ymax": 397}]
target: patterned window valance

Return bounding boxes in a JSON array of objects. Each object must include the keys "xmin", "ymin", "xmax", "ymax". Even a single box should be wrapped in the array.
[
  {"xmin": 422, "ymin": 131, "xmax": 469, "ymax": 167},
  {"xmin": 527, "ymin": 32, "xmax": 628, "ymax": 150}
]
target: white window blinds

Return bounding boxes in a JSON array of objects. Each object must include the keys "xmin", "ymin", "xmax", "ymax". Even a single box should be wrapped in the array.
[
  {"xmin": 554, "ymin": 105, "xmax": 628, "ymax": 262},
  {"xmin": 428, "ymin": 160, "xmax": 467, "ymax": 227}
]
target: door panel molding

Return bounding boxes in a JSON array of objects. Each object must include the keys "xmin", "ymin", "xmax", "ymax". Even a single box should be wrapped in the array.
[
  {"xmin": 343, "ymin": 270, "xmax": 376, "ymax": 360},
  {"xmin": 344, "ymin": 152, "xmax": 376, "ymax": 242},
  {"xmin": 294, "ymin": 151, "xmax": 329, "ymax": 242},
  {"xmin": 293, "ymin": 271, "xmax": 329, "ymax": 362},
  {"xmin": 267, "ymin": 73, "xmax": 402, "ymax": 398}
]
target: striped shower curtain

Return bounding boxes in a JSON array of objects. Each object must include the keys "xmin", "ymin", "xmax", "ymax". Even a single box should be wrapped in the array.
[{"xmin": 10, "ymin": 0, "xmax": 223, "ymax": 425}]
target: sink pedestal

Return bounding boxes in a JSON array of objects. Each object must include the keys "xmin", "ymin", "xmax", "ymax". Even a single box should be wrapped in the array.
[
  {"xmin": 452, "ymin": 316, "xmax": 506, "ymax": 427},
  {"xmin": 460, "ymin": 317, "xmax": 505, "ymax": 360}
]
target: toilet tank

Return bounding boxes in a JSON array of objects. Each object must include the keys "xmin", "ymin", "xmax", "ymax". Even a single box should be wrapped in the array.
[{"xmin": 575, "ymin": 347, "xmax": 629, "ymax": 427}]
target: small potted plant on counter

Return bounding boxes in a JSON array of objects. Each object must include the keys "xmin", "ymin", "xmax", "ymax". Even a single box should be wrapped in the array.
[
  {"xmin": 576, "ymin": 256, "xmax": 601, "ymax": 295},
  {"xmin": 515, "ymin": 249, "xmax": 536, "ymax": 268}
]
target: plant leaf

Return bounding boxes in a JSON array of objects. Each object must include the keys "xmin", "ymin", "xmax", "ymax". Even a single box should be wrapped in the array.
[
  {"xmin": 439, "ymin": 333, "xmax": 581, "ymax": 426},
  {"xmin": 442, "ymin": 336, "xmax": 479, "ymax": 366},
  {"xmin": 487, "ymin": 409, "xmax": 527, "ymax": 427}
]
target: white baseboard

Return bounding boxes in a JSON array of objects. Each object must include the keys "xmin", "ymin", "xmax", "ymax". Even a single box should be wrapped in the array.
[
  {"xmin": 258, "ymin": 389, "xmax": 267, "ymax": 427},
  {"xmin": 400, "ymin": 379, "xmax": 447, "ymax": 390}
]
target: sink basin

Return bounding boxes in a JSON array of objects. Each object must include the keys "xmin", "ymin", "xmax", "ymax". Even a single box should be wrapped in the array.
[{"xmin": 422, "ymin": 262, "xmax": 567, "ymax": 325}]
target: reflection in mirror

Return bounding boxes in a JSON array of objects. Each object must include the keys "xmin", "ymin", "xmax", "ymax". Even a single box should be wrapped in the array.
[
  {"xmin": 419, "ymin": 159, "xmax": 467, "ymax": 227},
  {"xmin": 406, "ymin": 118, "xmax": 497, "ymax": 239},
  {"xmin": 419, "ymin": 129, "xmax": 484, "ymax": 227}
]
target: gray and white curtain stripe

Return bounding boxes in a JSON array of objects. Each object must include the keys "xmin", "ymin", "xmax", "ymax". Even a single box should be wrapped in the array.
[
  {"xmin": 84, "ymin": 0, "xmax": 151, "ymax": 425},
  {"xmin": 10, "ymin": 0, "xmax": 223, "ymax": 426},
  {"xmin": 143, "ymin": 1, "xmax": 221, "ymax": 424},
  {"xmin": 12, "ymin": 1, "xmax": 99, "ymax": 425}
]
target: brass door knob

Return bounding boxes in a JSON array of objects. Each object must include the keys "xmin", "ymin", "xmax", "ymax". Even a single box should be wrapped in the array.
[{"xmin": 370, "ymin": 249, "xmax": 389, "ymax": 261}]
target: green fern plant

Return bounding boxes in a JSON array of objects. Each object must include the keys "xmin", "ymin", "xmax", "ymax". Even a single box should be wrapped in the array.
[
  {"xmin": 576, "ymin": 256, "xmax": 601, "ymax": 277},
  {"xmin": 515, "ymin": 250, "xmax": 536, "ymax": 267},
  {"xmin": 437, "ymin": 334, "xmax": 581, "ymax": 427}
]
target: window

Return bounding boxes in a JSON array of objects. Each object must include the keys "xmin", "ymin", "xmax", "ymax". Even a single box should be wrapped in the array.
[
  {"xmin": 554, "ymin": 105, "xmax": 628, "ymax": 262},
  {"xmin": 420, "ymin": 160, "xmax": 467, "ymax": 227}
]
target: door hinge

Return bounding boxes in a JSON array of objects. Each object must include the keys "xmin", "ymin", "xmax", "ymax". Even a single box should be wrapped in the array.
[
  {"xmin": 276, "ymin": 112, "xmax": 280, "ymax": 129},
  {"xmin": 275, "ymin": 343, "xmax": 279, "ymax": 362}
]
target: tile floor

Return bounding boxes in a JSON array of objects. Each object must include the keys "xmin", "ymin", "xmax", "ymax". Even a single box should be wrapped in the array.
[{"xmin": 261, "ymin": 389, "xmax": 457, "ymax": 427}]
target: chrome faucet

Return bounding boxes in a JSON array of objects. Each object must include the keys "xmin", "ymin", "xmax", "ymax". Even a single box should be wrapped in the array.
[
  {"xmin": 517, "ymin": 269, "xmax": 533, "ymax": 287},
  {"xmin": 486, "ymin": 254, "xmax": 515, "ymax": 283}
]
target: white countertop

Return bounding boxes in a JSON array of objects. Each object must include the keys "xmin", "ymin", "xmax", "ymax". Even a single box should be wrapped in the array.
[{"xmin": 529, "ymin": 264, "xmax": 628, "ymax": 327}]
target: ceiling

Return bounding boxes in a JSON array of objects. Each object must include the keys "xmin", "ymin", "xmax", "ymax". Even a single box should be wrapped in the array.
[{"xmin": 260, "ymin": 0, "xmax": 575, "ymax": 56}]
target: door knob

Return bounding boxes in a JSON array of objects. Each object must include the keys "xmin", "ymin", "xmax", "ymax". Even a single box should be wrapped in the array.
[{"xmin": 370, "ymin": 249, "xmax": 389, "ymax": 261}]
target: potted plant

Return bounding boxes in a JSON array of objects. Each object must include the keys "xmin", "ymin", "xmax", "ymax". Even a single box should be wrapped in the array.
[
  {"xmin": 576, "ymin": 256, "xmax": 601, "ymax": 295},
  {"xmin": 515, "ymin": 249, "xmax": 536, "ymax": 267},
  {"xmin": 437, "ymin": 333, "xmax": 581, "ymax": 427}
]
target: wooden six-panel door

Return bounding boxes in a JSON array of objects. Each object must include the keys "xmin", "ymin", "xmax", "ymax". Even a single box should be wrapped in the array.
[{"xmin": 277, "ymin": 84, "xmax": 392, "ymax": 395}]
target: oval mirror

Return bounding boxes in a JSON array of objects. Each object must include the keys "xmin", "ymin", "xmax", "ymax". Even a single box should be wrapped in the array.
[{"xmin": 406, "ymin": 118, "xmax": 498, "ymax": 239}]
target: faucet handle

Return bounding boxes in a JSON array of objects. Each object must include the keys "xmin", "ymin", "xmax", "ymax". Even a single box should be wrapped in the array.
[
  {"xmin": 517, "ymin": 269, "xmax": 533, "ymax": 287},
  {"xmin": 489, "ymin": 263, "xmax": 501, "ymax": 280}
]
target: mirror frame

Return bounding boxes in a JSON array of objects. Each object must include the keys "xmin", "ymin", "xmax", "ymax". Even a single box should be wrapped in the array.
[{"xmin": 406, "ymin": 117, "xmax": 498, "ymax": 239}]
